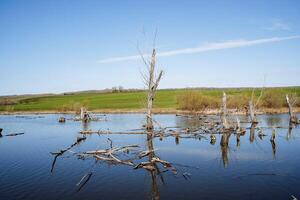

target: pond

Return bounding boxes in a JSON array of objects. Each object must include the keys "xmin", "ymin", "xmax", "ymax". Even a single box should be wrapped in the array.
[{"xmin": 0, "ymin": 113, "xmax": 299, "ymax": 200}]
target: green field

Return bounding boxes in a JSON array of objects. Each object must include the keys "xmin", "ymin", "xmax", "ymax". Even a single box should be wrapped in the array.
[{"xmin": 0, "ymin": 87, "xmax": 300, "ymax": 112}]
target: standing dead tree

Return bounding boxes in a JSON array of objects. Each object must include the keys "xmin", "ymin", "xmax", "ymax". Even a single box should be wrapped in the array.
[
  {"xmin": 248, "ymin": 100, "xmax": 258, "ymax": 124},
  {"xmin": 248, "ymin": 87, "xmax": 264, "ymax": 124},
  {"xmin": 221, "ymin": 92, "xmax": 230, "ymax": 130},
  {"xmin": 286, "ymin": 94, "xmax": 299, "ymax": 124},
  {"xmin": 141, "ymin": 49, "xmax": 163, "ymax": 131}
]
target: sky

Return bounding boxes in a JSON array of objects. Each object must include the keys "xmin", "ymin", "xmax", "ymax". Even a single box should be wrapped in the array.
[{"xmin": 0, "ymin": 0, "xmax": 300, "ymax": 95}]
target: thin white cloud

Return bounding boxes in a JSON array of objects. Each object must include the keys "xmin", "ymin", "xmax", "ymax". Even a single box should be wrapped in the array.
[
  {"xmin": 264, "ymin": 19, "xmax": 291, "ymax": 31},
  {"xmin": 97, "ymin": 35, "xmax": 300, "ymax": 64}
]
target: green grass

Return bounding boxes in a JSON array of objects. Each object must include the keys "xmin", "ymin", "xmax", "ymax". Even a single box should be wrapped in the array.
[{"xmin": 0, "ymin": 87, "xmax": 300, "ymax": 112}]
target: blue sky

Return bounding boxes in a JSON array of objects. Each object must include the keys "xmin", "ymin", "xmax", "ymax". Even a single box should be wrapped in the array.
[{"xmin": 0, "ymin": 0, "xmax": 300, "ymax": 95}]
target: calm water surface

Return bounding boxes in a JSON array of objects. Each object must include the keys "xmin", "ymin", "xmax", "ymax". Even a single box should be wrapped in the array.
[{"xmin": 0, "ymin": 114, "xmax": 299, "ymax": 200}]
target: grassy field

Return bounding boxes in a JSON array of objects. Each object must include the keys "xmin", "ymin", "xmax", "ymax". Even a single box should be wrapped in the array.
[{"xmin": 0, "ymin": 87, "xmax": 300, "ymax": 112}]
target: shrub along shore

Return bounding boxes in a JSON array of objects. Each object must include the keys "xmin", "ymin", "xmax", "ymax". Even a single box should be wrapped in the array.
[{"xmin": 0, "ymin": 87, "xmax": 299, "ymax": 114}]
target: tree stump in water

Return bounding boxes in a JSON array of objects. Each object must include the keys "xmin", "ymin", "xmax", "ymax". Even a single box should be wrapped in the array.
[
  {"xmin": 286, "ymin": 95, "xmax": 299, "ymax": 124},
  {"xmin": 58, "ymin": 117, "xmax": 66, "ymax": 123}
]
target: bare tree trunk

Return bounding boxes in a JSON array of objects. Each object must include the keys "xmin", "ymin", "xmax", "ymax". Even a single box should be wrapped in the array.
[
  {"xmin": 146, "ymin": 49, "xmax": 163, "ymax": 131},
  {"xmin": 249, "ymin": 100, "xmax": 258, "ymax": 124},
  {"xmin": 286, "ymin": 95, "xmax": 298, "ymax": 123},
  {"xmin": 80, "ymin": 107, "xmax": 90, "ymax": 123},
  {"xmin": 221, "ymin": 92, "xmax": 229, "ymax": 129},
  {"xmin": 80, "ymin": 107, "xmax": 85, "ymax": 120}
]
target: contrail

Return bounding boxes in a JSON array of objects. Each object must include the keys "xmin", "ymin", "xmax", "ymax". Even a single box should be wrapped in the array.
[{"xmin": 97, "ymin": 35, "xmax": 300, "ymax": 64}]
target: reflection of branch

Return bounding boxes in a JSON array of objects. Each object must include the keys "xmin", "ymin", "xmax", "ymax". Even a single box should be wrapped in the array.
[{"xmin": 50, "ymin": 136, "xmax": 86, "ymax": 172}]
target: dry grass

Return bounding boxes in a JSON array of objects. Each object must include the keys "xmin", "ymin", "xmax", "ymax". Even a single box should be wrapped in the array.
[
  {"xmin": 177, "ymin": 88, "xmax": 300, "ymax": 111},
  {"xmin": 177, "ymin": 91, "xmax": 220, "ymax": 111}
]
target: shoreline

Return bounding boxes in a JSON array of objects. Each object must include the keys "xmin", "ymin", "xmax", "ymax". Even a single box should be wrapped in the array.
[{"xmin": 0, "ymin": 107, "xmax": 299, "ymax": 115}]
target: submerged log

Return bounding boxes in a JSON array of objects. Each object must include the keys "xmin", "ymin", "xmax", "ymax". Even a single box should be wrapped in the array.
[
  {"xmin": 76, "ymin": 172, "xmax": 93, "ymax": 192},
  {"xmin": 5, "ymin": 132, "xmax": 24, "ymax": 137},
  {"xmin": 80, "ymin": 144, "xmax": 139, "ymax": 166}
]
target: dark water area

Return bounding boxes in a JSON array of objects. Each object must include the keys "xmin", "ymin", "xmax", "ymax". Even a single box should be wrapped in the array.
[{"xmin": 0, "ymin": 113, "xmax": 300, "ymax": 200}]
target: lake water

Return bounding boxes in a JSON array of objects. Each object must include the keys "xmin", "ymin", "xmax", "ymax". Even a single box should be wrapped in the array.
[{"xmin": 0, "ymin": 113, "xmax": 299, "ymax": 200}]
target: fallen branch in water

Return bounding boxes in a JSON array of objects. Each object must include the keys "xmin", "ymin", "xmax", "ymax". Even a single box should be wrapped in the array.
[
  {"xmin": 0, "ymin": 128, "xmax": 24, "ymax": 137},
  {"xmin": 51, "ymin": 136, "xmax": 87, "ymax": 156},
  {"xmin": 79, "ymin": 130, "xmax": 145, "ymax": 135},
  {"xmin": 80, "ymin": 144, "xmax": 140, "ymax": 166},
  {"xmin": 76, "ymin": 172, "xmax": 93, "ymax": 192},
  {"xmin": 134, "ymin": 156, "xmax": 177, "ymax": 174},
  {"xmin": 5, "ymin": 132, "xmax": 25, "ymax": 137},
  {"xmin": 50, "ymin": 136, "xmax": 86, "ymax": 172}
]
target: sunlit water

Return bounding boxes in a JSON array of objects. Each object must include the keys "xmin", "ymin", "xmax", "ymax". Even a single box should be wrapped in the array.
[{"xmin": 0, "ymin": 114, "xmax": 299, "ymax": 200}]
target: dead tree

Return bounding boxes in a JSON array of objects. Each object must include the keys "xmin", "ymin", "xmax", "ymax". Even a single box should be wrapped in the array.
[
  {"xmin": 286, "ymin": 95, "xmax": 299, "ymax": 124},
  {"xmin": 248, "ymin": 100, "xmax": 258, "ymax": 124},
  {"xmin": 80, "ymin": 107, "xmax": 91, "ymax": 123},
  {"xmin": 142, "ymin": 49, "xmax": 163, "ymax": 131},
  {"xmin": 248, "ymin": 86, "xmax": 264, "ymax": 124},
  {"xmin": 221, "ymin": 92, "xmax": 229, "ymax": 130}
]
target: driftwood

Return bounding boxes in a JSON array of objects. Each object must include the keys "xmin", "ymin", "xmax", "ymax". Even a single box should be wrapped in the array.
[
  {"xmin": 79, "ymin": 130, "xmax": 145, "ymax": 135},
  {"xmin": 80, "ymin": 144, "xmax": 139, "ymax": 166}
]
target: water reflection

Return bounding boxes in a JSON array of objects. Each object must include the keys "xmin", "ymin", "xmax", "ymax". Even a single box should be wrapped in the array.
[
  {"xmin": 266, "ymin": 115, "xmax": 282, "ymax": 127},
  {"xmin": 249, "ymin": 123, "xmax": 256, "ymax": 143},
  {"xmin": 147, "ymin": 134, "xmax": 160, "ymax": 200},
  {"xmin": 1, "ymin": 114, "xmax": 299, "ymax": 200},
  {"xmin": 220, "ymin": 133, "xmax": 231, "ymax": 168}
]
